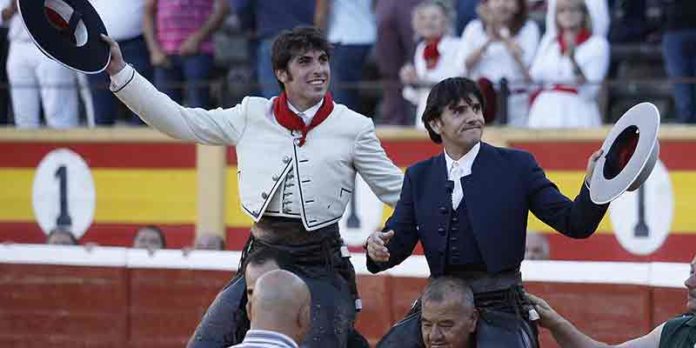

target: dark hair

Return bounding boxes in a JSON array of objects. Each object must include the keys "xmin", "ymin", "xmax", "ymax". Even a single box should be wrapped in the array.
[
  {"xmin": 243, "ymin": 247, "xmax": 292, "ymax": 271},
  {"xmin": 271, "ymin": 26, "xmax": 331, "ymax": 91},
  {"xmin": 135, "ymin": 225, "xmax": 166, "ymax": 248},
  {"xmin": 422, "ymin": 276, "xmax": 475, "ymax": 309},
  {"xmin": 421, "ymin": 77, "xmax": 485, "ymax": 143},
  {"xmin": 46, "ymin": 227, "xmax": 78, "ymax": 245}
]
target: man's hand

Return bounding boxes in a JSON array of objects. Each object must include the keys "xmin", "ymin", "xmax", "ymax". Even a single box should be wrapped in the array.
[
  {"xmin": 585, "ymin": 149, "xmax": 604, "ymax": 185},
  {"xmin": 365, "ymin": 230, "xmax": 394, "ymax": 262},
  {"xmin": 526, "ymin": 293, "xmax": 565, "ymax": 329},
  {"xmin": 101, "ymin": 34, "xmax": 127, "ymax": 76},
  {"xmin": 179, "ymin": 34, "xmax": 202, "ymax": 56}
]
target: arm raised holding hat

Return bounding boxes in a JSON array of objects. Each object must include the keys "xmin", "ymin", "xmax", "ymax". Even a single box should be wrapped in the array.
[{"xmin": 101, "ymin": 34, "xmax": 246, "ymax": 146}]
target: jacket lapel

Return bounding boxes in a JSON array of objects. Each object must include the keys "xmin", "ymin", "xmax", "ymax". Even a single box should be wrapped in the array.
[
  {"xmin": 432, "ymin": 153, "xmax": 453, "ymax": 210},
  {"xmin": 461, "ymin": 142, "xmax": 505, "ymax": 234}
]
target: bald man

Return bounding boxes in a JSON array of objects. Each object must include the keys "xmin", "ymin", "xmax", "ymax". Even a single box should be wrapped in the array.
[
  {"xmin": 233, "ymin": 270, "xmax": 312, "ymax": 348},
  {"xmin": 421, "ymin": 277, "xmax": 478, "ymax": 348}
]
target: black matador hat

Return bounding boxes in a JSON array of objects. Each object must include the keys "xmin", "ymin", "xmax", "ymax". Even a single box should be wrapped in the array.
[
  {"xmin": 589, "ymin": 102, "xmax": 661, "ymax": 204},
  {"xmin": 18, "ymin": 0, "xmax": 110, "ymax": 74}
]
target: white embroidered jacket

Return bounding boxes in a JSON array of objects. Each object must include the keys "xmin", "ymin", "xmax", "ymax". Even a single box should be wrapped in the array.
[{"xmin": 111, "ymin": 65, "xmax": 403, "ymax": 231}]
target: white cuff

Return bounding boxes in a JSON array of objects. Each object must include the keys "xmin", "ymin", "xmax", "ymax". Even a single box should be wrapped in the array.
[{"xmin": 109, "ymin": 64, "xmax": 135, "ymax": 93}]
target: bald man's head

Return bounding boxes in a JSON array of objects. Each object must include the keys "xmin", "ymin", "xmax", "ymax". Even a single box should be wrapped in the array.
[{"xmin": 249, "ymin": 269, "xmax": 311, "ymax": 344}]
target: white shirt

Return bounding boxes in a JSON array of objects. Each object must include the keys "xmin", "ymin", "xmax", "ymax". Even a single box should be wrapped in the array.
[
  {"xmin": 444, "ymin": 142, "xmax": 480, "ymax": 209},
  {"xmin": 327, "ymin": 0, "xmax": 376, "ymax": 45},
  {"xmin": 457, "ymin": 19, "xmax": 540, "ymax": 88},
  {"xmin": 288, "ymin": 99, "xmax": 323, "ymax": 125},
  {"xmin": 231, "ymin": 329, "xmax": 299, "ymax": 348},
  {"xmin": 89, "ymin": 0, "xmax": 145, "ymax": 41}
]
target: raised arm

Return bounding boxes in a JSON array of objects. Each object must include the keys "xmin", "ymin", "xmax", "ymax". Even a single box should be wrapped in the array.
[{"xmin": 102, "ymin": 35, "xmax": 247, "ymax": 145}]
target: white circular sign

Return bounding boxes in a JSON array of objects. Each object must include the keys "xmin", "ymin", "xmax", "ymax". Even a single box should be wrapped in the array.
[
  {"xmin": 609, "ymin": 160, "xmax": 673, "ymax": 255},
  {"xmin": 339, "ymin": 175, "xmax": 385, "ymax": 247},
  {"xmin": 32, "ymin": 149, "xmax": 95, "ymax": 239}
]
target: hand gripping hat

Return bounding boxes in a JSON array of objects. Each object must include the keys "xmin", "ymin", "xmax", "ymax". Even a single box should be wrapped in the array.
[
  {"xmin": 18, "ymin": 0, "xmax": 110, "ymax": 74},
  {"xmin": 589, "ymin": 102, "xmax": 660, "ymax": 204}
]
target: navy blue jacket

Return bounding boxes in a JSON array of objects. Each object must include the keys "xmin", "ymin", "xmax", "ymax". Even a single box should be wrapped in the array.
[{"xmin": 367, "ymin": 142, "xmax": 608, "ymax": 276}]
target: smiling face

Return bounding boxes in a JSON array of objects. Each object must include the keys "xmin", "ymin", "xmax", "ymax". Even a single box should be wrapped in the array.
[
  {"xmin": 428, "ymin": 96, "xmax": 485, "ymax": 156},
  {"xmin": 686, "ymin": 255, "xmax": 696, "ymax": 313},
  {"xmin": 276, "ymin": 49, "xmax": 330, "ymax": 109},
  {"xmin": 413, "ymin": 4, "xmax": 449, "ymax": 40}
]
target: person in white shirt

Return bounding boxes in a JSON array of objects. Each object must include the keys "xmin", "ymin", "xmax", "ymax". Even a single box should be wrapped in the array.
[
  {"xmin": 315, "ymin": 0, "xmax": 376, "ymax": 112},
  {"xmin": 101, "ymin": 26, "xmax": 403, "ymax": 347},
  {"xmin": 232, "ymin": 270, "xmax": 311, "ymax": 348},
  {"xmin": 400, "ymin": 1, "xmax": 462, "ymax": 129},
  {"xmin": 1, "ymin": 0, "xmax": 78, "ymax": 129},
  {"xmin": 456, "ymin": 0, "xmax": 540, "ymax": 127},
  {"xmin": 87, "ymin": 0, "xmax": 151, "ymax": 125},
  {"xmin": 527, "ymin": 0, "xmax": 610, "ymax": 128}
]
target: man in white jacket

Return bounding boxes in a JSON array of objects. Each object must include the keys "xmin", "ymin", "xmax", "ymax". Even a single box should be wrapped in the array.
[{"xmin": 101, "ymin": 26, "xmax": 402, "ymax": 347}]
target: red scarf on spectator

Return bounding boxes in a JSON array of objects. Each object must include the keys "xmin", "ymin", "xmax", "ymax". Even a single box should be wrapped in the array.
[
  {"xmin": 423, "ymin": 37, "xmax": 442, "ymax": 70},
  {"xmin": 272, "ymin": 92, "xmax": 334, "ymax": 147},
  {"xmin": 558, "ymin": 28, "xmax": 591, "ymax": 55}
]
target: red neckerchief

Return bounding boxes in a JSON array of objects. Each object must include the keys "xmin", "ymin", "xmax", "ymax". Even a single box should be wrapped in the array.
[
  {"xmin": 558, "ymin": 28, "xmax": 591, "ymax": 55},
  {"xmin": 423, "ymin": 37, "xmax": 442, "ymax": 70},
  {"xmin": 272, "ymin": 92, "xmax": 334, "ymax": 147}
]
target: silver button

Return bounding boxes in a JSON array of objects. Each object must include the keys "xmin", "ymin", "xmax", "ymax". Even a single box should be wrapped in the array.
[
  {"xmin": 282, "ymin": 156, "xmax": 291, "ymax": 164},
  {"xmin": 272, "ymin": 175, "xmax": 279, "ymax": 181},
  {"xmin": 261, "ymin": 192, "xmax": 268, "ymax": 199}
]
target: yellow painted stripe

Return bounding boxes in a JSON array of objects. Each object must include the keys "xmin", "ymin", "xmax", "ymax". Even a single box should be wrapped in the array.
[
  {"xmin": 224, "ymin": 168, "xmax": 696, "ymax": 233},
  {"xmin": 0, "ymin": 169, "xmax": 197, "ymax": 223}
]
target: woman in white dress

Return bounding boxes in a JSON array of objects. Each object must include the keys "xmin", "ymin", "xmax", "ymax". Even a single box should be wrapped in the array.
[
  {"xmin": 400, "ymin": 1, "xmax": 460, "ymax": 129},
  {"xmin": 456, "ymin": 0, "xmax": 540, "ymax": 127},
  {"xmin": 527, "ymin": 0, "xmax": 610, "ymax": 128}
]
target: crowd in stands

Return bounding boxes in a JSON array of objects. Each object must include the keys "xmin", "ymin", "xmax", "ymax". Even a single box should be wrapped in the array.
[{"xmin": 0, "ymin": 0, "xmax": 693, "ymax": 128}]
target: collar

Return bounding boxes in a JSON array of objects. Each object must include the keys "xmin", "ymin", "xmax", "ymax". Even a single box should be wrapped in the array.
[
  {"xmin": 444, "ymin": 142, "xmax": 481, "ymax": 179},
  {"xmin": 288, "ymin": 98, "xmax": 324, "ymax": 125},
  {"xmin": 243, "ymin": 329, "xmax": 299, "ymax": 348}
]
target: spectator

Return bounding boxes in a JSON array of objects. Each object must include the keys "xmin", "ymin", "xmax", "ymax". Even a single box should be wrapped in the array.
[
  {"xmin": 87, "ymin": 0, "xmax": 151, "ymax": 125},
  {"xmin": 132, "ymin": 225, "xmax": 166, "ymax": 250},
  {"xmin": 1, "ymin": 0, "xmax": 78, "ymax": 128},
  {"xmin": 527, "ymin": 0, "xmax": 610, "ymax": 128},
  {"xmin": 420, "ymin": 277, "xmax": 478, "ymax": 348},
  {"xmin": 143, "ymin": 0, "xmax": 229, "ymax": 108},
  {"xmin": 315, "ymin": 0, "xmax": 376, "ymax": 112},
  {"xmin": 244, "ymin": 247, "xmax": 290, "ymax": 299},
  {"xmin": 527, "ymin": 253, "xmax": 696, "ymax": 347},
  {"xmin": 46, "ymin": 227, "xmax": 78, "ymax": 246},
  {"xmin": 375, "ymin": 0, "xmax": 423, "ymax": 125},
  {"xmin": 401, "ymin": 1, "xmax": 461, "ymax": 129},
  {"xmin": 194, "ymin": 234, "xmax": 225, "ymax": 250},
  {"xmin": 233, "ymin": 270, "xmax": 311, "ymax": 348},
  {"xmin": 661, "ymin": 0, "xmax": 696, "ymax": 124},
  {"xmin": 232, "ymin": 0, "xmax": 315, "ymax": 98},
  {"xmin": 457, "ymin": 0, "xmax": 540, "ymax": 127},
  {"xmin": 524, "ymin": 231, "xmax": 550, "ymax": 260},
  {"xmin": 546, "ymin": 0, "xmax": 610, "ymax": 38}
]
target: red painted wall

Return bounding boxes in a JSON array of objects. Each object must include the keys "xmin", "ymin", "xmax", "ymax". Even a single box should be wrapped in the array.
[{"xmin": 0, "ymin": 264, "xmax": 685, "ymax": 347}]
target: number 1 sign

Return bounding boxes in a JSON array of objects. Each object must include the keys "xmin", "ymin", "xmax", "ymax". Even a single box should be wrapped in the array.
[{"xmin": 32, "ymin": 149, "xmax": 95, "ymax": 239}]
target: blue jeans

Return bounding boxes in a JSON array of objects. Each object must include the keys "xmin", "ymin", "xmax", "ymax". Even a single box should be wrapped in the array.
[
  {"xmin": 88, "ymin": 36, "xmax": 152, "ymax": 125},
  {"xmin": 330, "ymin": 44, "xmax": 371, "ymax": 111},
  {"xmin": 256, "ymin": 38, "xmax": 280, "ymax": 98},
  {"xmin": 154, "ymin": 53, "xmax": 213, "ymax": 108},
  {"xmin": 662, "ymin": 29, "xmax": 696, "ymax": 123}
]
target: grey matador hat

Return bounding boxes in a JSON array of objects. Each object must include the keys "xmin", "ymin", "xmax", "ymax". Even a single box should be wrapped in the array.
[
  {"xmin": 589, "ymin": 102, "xmax": 660, "ymax": 204},
  {"xmin": 18, "ymin": 0, "xmax": 110, "ymax": 74}
]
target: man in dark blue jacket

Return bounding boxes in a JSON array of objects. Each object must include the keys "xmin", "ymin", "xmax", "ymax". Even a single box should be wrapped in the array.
[{"xmin": 365, "ymin": 77, "xmax": 608, "ymax": 347}]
